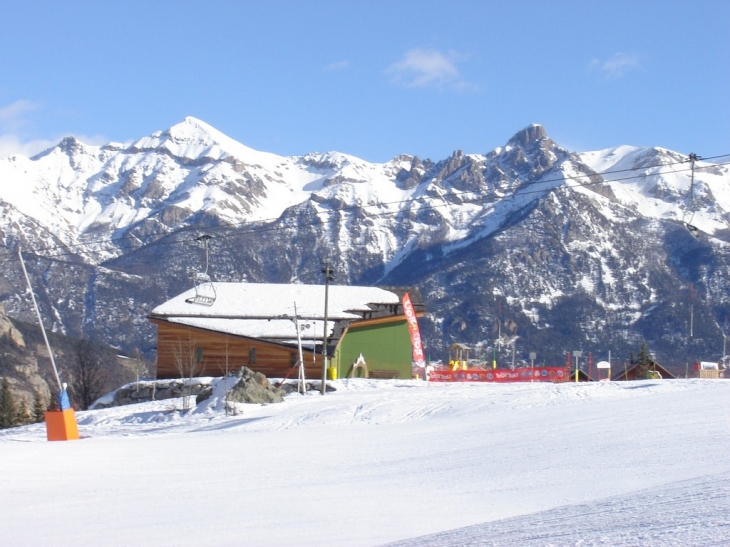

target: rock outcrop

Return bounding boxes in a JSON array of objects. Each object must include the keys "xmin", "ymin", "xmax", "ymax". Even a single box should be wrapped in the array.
[
  {"xmin": 0, "ymin": 304, "xmax": 25, "ymax": 348},
  {"xmin": 225, "ymin": 367, "xmax": 286, "ymax": 404}
]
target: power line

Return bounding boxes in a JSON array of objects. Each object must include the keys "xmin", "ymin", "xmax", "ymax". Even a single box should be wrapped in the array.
[{"xmin": 0, "ymin": 153, "xmax": 728, "ymax": 267}]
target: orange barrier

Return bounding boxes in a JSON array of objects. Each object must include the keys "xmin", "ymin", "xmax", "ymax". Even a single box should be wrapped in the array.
[{"xmin": 45, "ymin": 409, "xmax": 80, "ymax": 441}]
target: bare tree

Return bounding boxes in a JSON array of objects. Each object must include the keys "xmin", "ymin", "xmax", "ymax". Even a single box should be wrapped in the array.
[
  {"xmin": 215, "ymin": 334, "xmax": 238, "ymax": 416},
  {"xmin": 67, "ymin": 339, "xmax": 108, "ymax": 410},
  {"xmin": 171, "ymin": 335, "xmax": 205, "ymax": 411},
  {"xmin": 129, "ymin": 349, "xmax": 150, "ymax": 396}
]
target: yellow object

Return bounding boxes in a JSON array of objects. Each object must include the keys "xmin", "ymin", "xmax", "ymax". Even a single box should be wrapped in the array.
[
  {"xmin": 45, "ymin": 408, "xmax": 80, "ymax": 441},
  {"xmin": 450, "ymin": 359, "xmax": 467, "ymax": 370},
  {"xmin": 327, "ymin": 366, "xmax": 338, "ymax": 380}
]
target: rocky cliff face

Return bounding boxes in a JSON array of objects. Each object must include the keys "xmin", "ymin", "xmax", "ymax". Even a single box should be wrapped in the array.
[
  {"xmin": 0, "ymin": 119, "xmax": 729, "ymax": 373},
  {"xmin": 0, "ymin": 304, "xmax": 52, "ymax": 408},
  {"xmin": 0, "ymin": 303, "xmax": 151, "ymax": 411}
]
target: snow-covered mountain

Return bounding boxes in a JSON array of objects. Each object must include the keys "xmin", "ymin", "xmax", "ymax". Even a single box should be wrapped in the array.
[{"xmin": 1, "ymin": 117, "xmax": 729, "ymax": 370}]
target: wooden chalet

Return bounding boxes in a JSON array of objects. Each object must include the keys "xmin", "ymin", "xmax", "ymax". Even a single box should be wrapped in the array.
[
  {"xmin": 149, "ymin": 282, "xmax": 425, "ymax": 380},
  {"xmin": 612, "ymin": 361, "xmax": 677, "ymax": 381},
  {"xmin": 568, "ymin": 368, "xmax": 595, "ymax": 382}
]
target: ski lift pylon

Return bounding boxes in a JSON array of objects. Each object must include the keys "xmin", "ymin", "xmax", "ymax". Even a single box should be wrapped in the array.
[
  {"xmin": 682, "ymin": 153, "xmax": 701, "ymax": 238},
  {"xmin": 185, "ymin": 234, "xmax": 217, "ymax": 306}
]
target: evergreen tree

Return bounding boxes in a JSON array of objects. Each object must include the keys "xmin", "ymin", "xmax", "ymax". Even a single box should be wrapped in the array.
[
  {"xmin": 0, "ymin": 377, "xmax": 17, "ymax": 429},
  {"xmin": 635, "ymin": 341, "xmax": 651, "ymax": 379},
  {"xmin": 15, "ymin": 398, "xmax": 31, "ymax": 426},
  {"xmin": 32, "ymin": 391, "xmax": 46, "ymax": 423},
  {"xmin": 48, "ymin": 389, "xmax": 59, "ymax": 411}
]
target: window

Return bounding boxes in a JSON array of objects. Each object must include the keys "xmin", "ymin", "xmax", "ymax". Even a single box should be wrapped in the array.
[
  {"xmin": 248, "ymin": 347, "xmax": 256, "ymax": 364},
  {"xmin": 290, "ymin": 353, "xmax": 297, "ymax": 367}
]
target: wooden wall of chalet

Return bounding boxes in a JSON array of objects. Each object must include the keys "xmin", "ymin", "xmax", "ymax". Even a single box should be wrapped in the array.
[
  {"xmin": 612, "ymin": 362, "xmax": 676, "ymax": 381},
  {"xmin": 152, "ymin": 320, "xmax": 322, "ymax": 380}
]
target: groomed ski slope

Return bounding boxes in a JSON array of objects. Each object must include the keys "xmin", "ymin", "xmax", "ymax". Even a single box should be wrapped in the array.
[{"xmin": 1, "ymin": 378, "xmax": 728, "ymax": 546}]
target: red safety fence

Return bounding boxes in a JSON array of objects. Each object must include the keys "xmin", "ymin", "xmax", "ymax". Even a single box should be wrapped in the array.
[{"xmin": 428, "ymin": 367, "xmax": 568, "ymax": 383}]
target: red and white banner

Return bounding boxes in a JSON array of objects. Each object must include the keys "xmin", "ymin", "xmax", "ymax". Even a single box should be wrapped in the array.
[
  {"xmin": 402, "ymin": 292, "xmax": 426, "ymax": 367},
  {"xmin": 428, "ymin": 367, "xmax": 568, "ymax": 383}
]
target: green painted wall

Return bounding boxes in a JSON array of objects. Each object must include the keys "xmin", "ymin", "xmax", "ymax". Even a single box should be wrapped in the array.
[{"xmin": 334, "ymin": 320, "xmax": 412, "ymax": 379}]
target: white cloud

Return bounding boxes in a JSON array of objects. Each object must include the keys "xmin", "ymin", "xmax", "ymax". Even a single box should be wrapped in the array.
[
  {"xmin": 0, "ymin": 100, "xmax": 109, "ymax": 159},
  {"xmin": 323, "ymin": 60, "xmax": 350, "ymax": 71},
  {"xmin": 0, "ymin": 100, "xmax": 47, "ymax": 157},
  {"xmin": 589, "ymin": 52, "xmax": 642, "ymax": 80},
  {"xmin": 386, "ymin": 48, "xmax": 476, "ymax": 90},
  {"xmin": 0, "ymin": 134, "xmax": 56, "ymax": 158},
  {"xmin": 0, "ymin": 132, "xmax": 110, "ymax": 159},
  {"xmin": 0, "ymin": 99, "xmax": 42, "ymax": 132}
]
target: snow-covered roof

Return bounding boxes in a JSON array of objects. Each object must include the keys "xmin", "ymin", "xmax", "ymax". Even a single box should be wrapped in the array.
[
  {"xmin": 150, "ymin": 282, "xmax": 402, "ymax": 341},
  {"xmin": 151, "ymin": 282, "xmax": 400, "ymax": 319},
  {"xmin": 167, "ymin": 317, "xmax": 328, "ymax": 343}
]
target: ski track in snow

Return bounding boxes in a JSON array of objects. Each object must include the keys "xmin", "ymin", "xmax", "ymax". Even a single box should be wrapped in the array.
[{"xmin": 384, "ymin": 472, "xmax": 730, "ymax": 547}]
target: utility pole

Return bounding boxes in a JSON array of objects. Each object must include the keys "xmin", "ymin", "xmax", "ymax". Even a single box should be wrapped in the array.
[
  {"xmin": 688, "ymin": 153, "xmax": 697, "ymax": 210},
  {"xmin": 573, "ymin": 351, "xmax": 583, "ymax": 383},
  {"xmin": 529, "ymin": 352, "xmax": 536, "ymax": 382},
  {"xmin": 723, "ymin": 318, "xmax": 728, "ymax": 365},
  {"xmin": 608, "ymin": 350, "xmax": 612, "ymax": 381},
  {"xmin": 685, "ymin": 153, "xmax": 700, "ymax": 238},
  {"xmin": 292, "ymin": 302, "xmax": 307, "ymax": 394},
  {"xmin": 494, "ymin": 300, "xmax": 501, "ymax": 370},
  {"xmin": 690, "ymin": 284, "xmax": 694, "ymax": 338},
  {"xmin": 320, "ymin": 259, "xmax": 335, "ymax": 395}
]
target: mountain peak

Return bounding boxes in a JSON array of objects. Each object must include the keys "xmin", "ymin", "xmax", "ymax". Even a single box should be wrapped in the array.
[
  {"xmin": 160, "ymin": 116, "xmax": 228, "ymax": 148},
  {"xmin": 168, "ymin": 116, "xmax": 222, "ymax": 141},
  {"xmin": 130, "ymin": 117, "xmax": 264, "ymax": 162},
  {"xmin": 507, "ymin": 124, "xmax": 548, "ymax": 148},
  {"xmin": 30, "ymin": 135, "xmax": 89, "ymax": 160}
]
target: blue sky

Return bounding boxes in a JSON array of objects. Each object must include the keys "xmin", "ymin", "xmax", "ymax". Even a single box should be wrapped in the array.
[{"xmin": 1, "ymin": 1, "xmax": 728, "ymax": 163}]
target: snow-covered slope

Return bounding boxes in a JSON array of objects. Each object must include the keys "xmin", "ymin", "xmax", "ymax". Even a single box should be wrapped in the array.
[
  {"xmin": 579, "ymin": 146, "xmax": 730, "ymax": 234},
  {"xmin": 0, "ymin": 117, "xmax": 417, "ymax": 262},
  {"xmin": 1, "ymin": 378, "xmax": 728, "ymax": 546}
]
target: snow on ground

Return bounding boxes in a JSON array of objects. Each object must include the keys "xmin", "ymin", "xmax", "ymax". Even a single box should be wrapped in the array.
[{"xmin": 1, "ymin": 378, "xmax": 729, "ymax": 546}]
